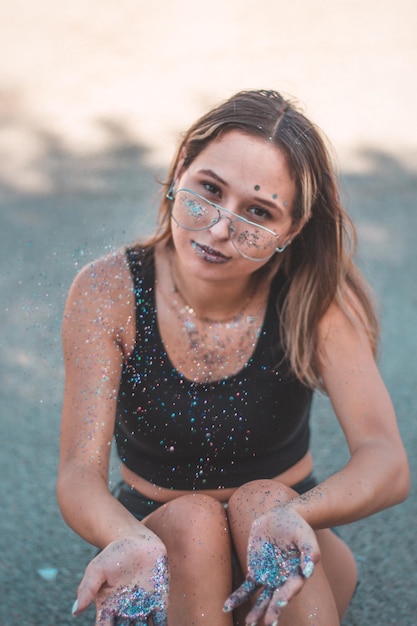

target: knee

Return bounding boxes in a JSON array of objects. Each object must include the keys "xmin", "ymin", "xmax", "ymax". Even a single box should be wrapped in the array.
[
  {"xmin": 163, "ymin": 494, "xmax": 230, "ymax": 563},
  {"xmin": 228, "ymin": 479, "xmax": 296, "ymax": 518},
  {"xmin": 162, "ymin": 493, "xmax": 229, "ymax": 543}
]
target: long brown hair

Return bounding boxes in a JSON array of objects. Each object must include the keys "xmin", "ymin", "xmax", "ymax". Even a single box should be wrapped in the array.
[{"xmin": 143, "ymin": 89, "xmax": 379, "ymax": 388}]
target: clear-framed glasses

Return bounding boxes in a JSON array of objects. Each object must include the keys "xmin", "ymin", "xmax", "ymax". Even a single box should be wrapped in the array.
[{"xmin": 167, "ymin": 186, "xmax": 289, "ymax": 262}]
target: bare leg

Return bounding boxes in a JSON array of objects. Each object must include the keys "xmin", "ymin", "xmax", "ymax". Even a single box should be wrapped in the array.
[
  {"xmin": 315, "ymin": 528, "xmax": 358, "ymax": 620},
  {"xmin": 144, "ymin": 493, "xmax": 234, "ymax": 625},
  {"xmin": 227, "ymin": 480, "xmax": 358, "ymax": 626}
]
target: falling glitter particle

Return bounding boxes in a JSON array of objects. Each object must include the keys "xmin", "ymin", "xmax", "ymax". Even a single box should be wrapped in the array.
[{"xmin": 37, "ymin": 567, "xmax": 59, "ymax": 582}]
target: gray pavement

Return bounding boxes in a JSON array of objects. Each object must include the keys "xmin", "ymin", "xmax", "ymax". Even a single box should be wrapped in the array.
[{"xmin": 1, "ymin": 2, "xmax": 417, "ymax": 624}]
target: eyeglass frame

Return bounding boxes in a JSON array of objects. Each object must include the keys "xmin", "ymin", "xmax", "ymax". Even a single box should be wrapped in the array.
[{"xmin": 166, "ymin": 184, "xmax": 290, "ymax": 261}]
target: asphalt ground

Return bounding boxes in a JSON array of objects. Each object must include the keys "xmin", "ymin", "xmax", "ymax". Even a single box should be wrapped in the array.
[{"xmin": 1, "ymin": 2, "xmax": 416, "ymax": 624}]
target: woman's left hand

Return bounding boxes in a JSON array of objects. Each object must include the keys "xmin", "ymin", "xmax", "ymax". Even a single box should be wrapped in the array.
[{"xmin": 223, "ymin": 506, "xmax": 319, "ymax": 625}]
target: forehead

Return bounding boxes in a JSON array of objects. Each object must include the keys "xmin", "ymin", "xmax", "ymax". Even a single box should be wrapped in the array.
[{"xmin": 188, "ymin": 130, "xmax": 294, "ymax": 193}]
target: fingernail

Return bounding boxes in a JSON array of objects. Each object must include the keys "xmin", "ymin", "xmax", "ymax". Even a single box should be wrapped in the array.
[
  {"xmin": 71, "ymin": 599, "xmax": 79, "ymax": 616},
  {"xmin": 302, "ymin": 560, "xmax": 314, "ymax": 579}
]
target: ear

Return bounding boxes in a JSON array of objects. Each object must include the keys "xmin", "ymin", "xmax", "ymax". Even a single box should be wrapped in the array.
[
  {"xmin": 287, "ymin": 215, "xmax": 309, "ymax": 243},
  {"xmin": 277, "ymin": 221, "xmax": 304, "ymax": 251}
]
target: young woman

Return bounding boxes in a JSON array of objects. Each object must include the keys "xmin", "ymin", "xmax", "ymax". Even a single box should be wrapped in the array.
[{"xmin": 57, "ymin": 90, "xmax": 409, "ymax": 626}]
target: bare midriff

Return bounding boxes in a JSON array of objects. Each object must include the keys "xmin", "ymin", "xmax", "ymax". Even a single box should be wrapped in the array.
[{"xmin": 120, "ymin": 451, "xmax": 314, "ymax": 504}]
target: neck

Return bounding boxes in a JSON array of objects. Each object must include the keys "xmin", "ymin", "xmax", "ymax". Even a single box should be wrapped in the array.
[{"xmin": 170, "ymin": 253, "xmax": 258, "ymax": 324}]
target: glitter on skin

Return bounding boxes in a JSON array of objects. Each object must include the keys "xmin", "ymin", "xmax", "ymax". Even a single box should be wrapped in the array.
[
  {"xmin": 236, "ymin": 229, "xmax": 274, "ymax": 254},
  {"xmin": 97, "ymin": 556, "xmax": 169, "ymax": 625},
  {"xmin": 249, "ymin": 540, "xmax": 301, "ymax": 587},
  {"xmin": 223, "ymin": 539, "xmax": 303, "ymax": 613},
  {"xmin": 183, "ymin": 197, "xmax": 210, "ymax": 223}
]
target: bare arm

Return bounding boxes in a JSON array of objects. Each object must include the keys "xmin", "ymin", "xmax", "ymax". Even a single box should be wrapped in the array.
[
  {"xmin": 289, "ymin": 301, "xmax": 410, "ymax": 529},
  {"xmin": 56, "ymin": 251, "xmax": 157, "ymax": 548},
  {"xmin": 57, "ymin": 251, "xmax": 170, "ymax": 621},
  {"xmin": 224, "ymin": 301, "xmax": 410, "ymax": 622}
]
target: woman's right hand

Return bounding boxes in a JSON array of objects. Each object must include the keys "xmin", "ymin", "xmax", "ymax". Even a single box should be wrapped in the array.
[{"xmin": 72, "ymin": 535, "xmax": 169, "ymax": 625}]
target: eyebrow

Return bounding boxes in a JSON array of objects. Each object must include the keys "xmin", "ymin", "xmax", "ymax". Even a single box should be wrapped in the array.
[
  {"xmin": 253, "ymin": 196, "xmax": 285, "ymax": 215},
  {"xmin": 197, "ymin": 168, "xmax": 285, "ymax": 215},
  {"xmin": 197, "ymin": 169, "xmax": 229, "ymax": 186}
]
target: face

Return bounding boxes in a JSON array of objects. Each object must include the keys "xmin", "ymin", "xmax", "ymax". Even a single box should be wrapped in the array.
[{"xmin": 171, "ymin": 130, "xmax": 297, "ymax": 282}]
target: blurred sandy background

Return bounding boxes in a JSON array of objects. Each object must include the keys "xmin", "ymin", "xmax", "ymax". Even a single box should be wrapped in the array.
[{"xmin": 1, "ymin": 0, "xmax": 416, "ymax": 183}]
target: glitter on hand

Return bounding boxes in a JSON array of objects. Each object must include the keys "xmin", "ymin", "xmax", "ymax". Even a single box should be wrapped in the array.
[
  {"xmin": 97, "ymin": 556, "xmax": 169, "ymax": 625},
  {"xmin": 223, "ymin": 539, "xmax": 302, "ymax": 613}
]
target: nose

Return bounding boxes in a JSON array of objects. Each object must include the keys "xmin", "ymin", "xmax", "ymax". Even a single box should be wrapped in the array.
[{"xmin": 209, "ymin": 211, "xmax": 233, "ymax": 240}]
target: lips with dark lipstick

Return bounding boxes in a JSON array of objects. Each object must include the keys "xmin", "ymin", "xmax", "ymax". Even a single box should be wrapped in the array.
[{"xmin": 191, "ymin": 241, "xmax": 231, "ymax": 264}]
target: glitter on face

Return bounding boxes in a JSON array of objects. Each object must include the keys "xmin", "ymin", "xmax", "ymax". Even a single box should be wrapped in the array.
[
  {"xmin": 254, "ymin": 184, "xmax": 261, "ymax": 191},
  {"xmin": 232, "ymin": 228, "xmax": 277, "ymax": 258},
  {"xmin": 183, "ymin": 197, "xmax": 208, "ymax": 223},
  {"xmin": 236, "ymin": 229, "xmax": 262, "ymax": 249}
]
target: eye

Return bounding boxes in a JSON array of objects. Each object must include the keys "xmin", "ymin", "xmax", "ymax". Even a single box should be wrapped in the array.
[
  {"xmin": 202, "ymin": 181, "xmax": 221, "ymax": 198},
  {"xmin": 247, "ymin": 206, "xmax": 272, "ymax": 221}
]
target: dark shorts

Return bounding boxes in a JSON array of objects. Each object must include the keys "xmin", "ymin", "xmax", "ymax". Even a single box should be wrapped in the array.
[{"xmin": 113, "ymin": 473, "xmax": 318, "ymax": 522}]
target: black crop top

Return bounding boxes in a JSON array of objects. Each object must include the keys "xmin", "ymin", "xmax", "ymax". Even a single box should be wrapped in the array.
[{"xmin": 115, "ymin": 246, "xmax": 313, "ymax": 490}]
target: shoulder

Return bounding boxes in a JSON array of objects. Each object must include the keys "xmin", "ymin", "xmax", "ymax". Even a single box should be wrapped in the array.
[
  {"xmin": 317, "ymin": 291, "xmax": 377, "ymax": 388},
  {"xmin": 318, "ymin": 287, "xmax": 373, "ymax": 346},
  {"xmin": 318, "ymin": 297, "xmax": 371, "ymax": 353},
  {"xmin": 63, "ymin": 247, "xmax": 134, "ymax": 338},
  {"xmin": 70, "ymin": 246, "xmax": 131, "ymax": 290}
]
